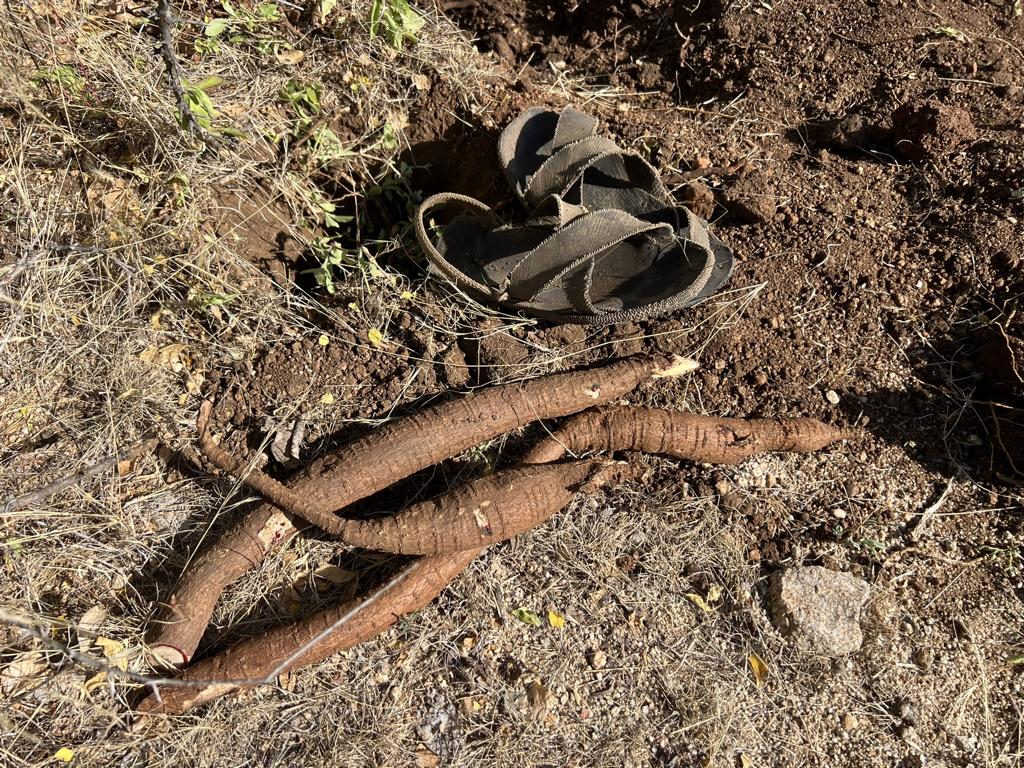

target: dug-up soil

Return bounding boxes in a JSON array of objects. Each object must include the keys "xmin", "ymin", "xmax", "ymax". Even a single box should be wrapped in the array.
[{"xmin": 2, "ymin": 0, "xmax": 1023, "ymax": 766}]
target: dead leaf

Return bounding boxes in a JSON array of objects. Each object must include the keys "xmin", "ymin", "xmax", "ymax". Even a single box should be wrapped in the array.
[
  {"xmin": 312, "ymin": 564, "xmax": 354, "ymax": 586},
  {"xmin": 526, "ymin": 680, "xmax": 553, "ymax": 713},
  {"xmin": 276, "ymin": 48, "xmax": 305, "ymax": 65},
  {"xmin": 139, "ymin": 342, "xmax": 189, "ymax": 372},
  {"xmin": 686, "ymin": 592, "xmax": 712, "ymax": 613},
  {"xmin": 76, "ymin": 605, "xmax": 107, "ymax": 652},
  {"xmin": 0, "ymin": 650, "xmax": 47, "ymax": 695},
  {"xmin": 739, "ymin": 753, "xmax": 754, "ymax": 768},
  {"xmin": 277, "ymin": 669, "xmax": 298, "ymax": 692},
  {"xmin": 95, "ymin": 637, "xmax": 127, "ymax": 671},
  {"xmin": 748, "ymin": 652, "xmax": 768, "ymax": 688},
  {"xmin": 547, "ymin": 609, "xmax": 565, "ymax": 629},
  {"xmin": 83, "ymin": 671, "xmax": 108, "ymax": 695},
  {"xmin": 415, "ymin": 744, "xmax": 439, "ymax": 768}
]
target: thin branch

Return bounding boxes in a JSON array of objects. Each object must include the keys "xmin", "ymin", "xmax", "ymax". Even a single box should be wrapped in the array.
[
  {"xmin": 154, "ymin": 0, "xmax": 206, "ymax": 138},
  {"xmin": 910, "ymin": 476, "xmax": 957, "ymax": 542},
  {"xmin": 2, "ymin": 438, "xmax": 159, "ymax": 514}
]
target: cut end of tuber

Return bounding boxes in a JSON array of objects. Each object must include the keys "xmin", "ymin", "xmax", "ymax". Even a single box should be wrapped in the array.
[
  {"xmin": 148, "ymin": 643, "xmax": 189, "ymax": 668},
  {"xmin": 652, "ymin": 356, "xmax": 699, "ymax": 379}
]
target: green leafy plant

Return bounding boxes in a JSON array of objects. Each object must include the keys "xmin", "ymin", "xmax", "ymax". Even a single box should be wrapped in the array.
[
  {"xmin": 312, "ymin": 126, "xmax": 356, "ymax": 163},
  {"xmin": 307, "ymin": 238, "xmax": 350, "ymax": 294},
  {"xmin": 306, "ymin": 239, "xmax": 387, "ymax": 293},
  {"xmin": 181, "ymin": 76, "xmax": 248, "ymax": 137},
  {"xmin": 196, "ymin": 0, "xmax": 285, "ymax": 55},
  {"xmin": 189, "ymin": 290, "xmax": 239, "ymax": 309},
  {"xmin": 303, "ymin": 187, "xmax": 354, "ymax": 230},
  {"xmin": 369, "ymin": 0, "xmax": 424, "ymax": 50},
  {"xmin": 32, "ymin": 65, "xmax": 85, "ymax": 96},
  {"xmin": 280, "ymin": 80, "xmax": 322, "ymax": 128}
]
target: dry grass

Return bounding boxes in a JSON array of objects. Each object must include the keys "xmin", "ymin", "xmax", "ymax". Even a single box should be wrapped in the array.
[{"xmin": 2, "ymin": 1, "xmax": 1023, "ymax": 767}]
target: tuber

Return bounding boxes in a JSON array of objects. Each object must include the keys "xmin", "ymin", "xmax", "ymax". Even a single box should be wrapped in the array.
[
  {"xmin": 140, "ymin": 550, "xmax": 478, "ymax": 714},
  {"xmin": 149, "ymin": 355, "xmax": 688, "ymax": 665},
  {"xmin": 523, "ymin": 406, "xmax": 856, "ymax": 465}
]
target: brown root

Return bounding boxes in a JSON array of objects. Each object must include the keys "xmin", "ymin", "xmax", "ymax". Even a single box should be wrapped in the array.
[
  {"xmin": 148, "ymin": 505, "xmax": 295, "ymax": 667},
  {"xmin": 523, "ymin": 406, "xmax": 857, "ymax": 465},
  {"xmin": 338, "ymin": 459, "xmax": 625, "ymax": 554},
  {"xmin": 209, "ymin": 353, "xmax": 683, "ymax": 533},
  {"xmin": 148, "ymin": 355, "xmax": 683, "ymax": 665},
  {"xmin": 139, "ymin": 550, "xmax": 478, "ymax": 714}
]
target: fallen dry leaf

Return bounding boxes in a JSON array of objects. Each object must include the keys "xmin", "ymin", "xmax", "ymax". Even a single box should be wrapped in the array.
[
  {"xmin": 686, "ymin": 592, "xmax": 712, "ymax": 613},
  {"xmin": 748, "ymin": 652, "xmax": 768, "ymax": 688},
  {"xmin": 0, "ymin": 650, "xmax": 47, "ymax": 695},
  {"xmin": 415, "ymin": 744, "xmax": 439, "ymax": 768},
  {"xmin": 526, "ymin": 680, "xmax": 553, "ymax": 713}
]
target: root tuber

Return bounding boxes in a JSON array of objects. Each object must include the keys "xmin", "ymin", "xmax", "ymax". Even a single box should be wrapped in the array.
[
  {"xmin": 523, "ymin": 406, "xmax": 855, "ymax": 465},
  {"xmin": 149, "ymin": 355, "xmax": 687, "ymax": 665},
  {"xmin": 139, "ymin": 550, "xmax": 478, "ymax": 714},
  {"xmin": 337, "ymin": 459, "xmax": 628, "ymax": 554}
]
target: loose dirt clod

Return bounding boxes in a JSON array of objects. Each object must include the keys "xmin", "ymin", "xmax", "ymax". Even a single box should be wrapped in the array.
[
  {"xmin": 522, "ymin": 406, "xmax": 855, "ymax": 465},
  {"xmin": 889, "ymin": 98, "xmax": 977, "ymax": 161},
  {"xmin": 150, "ymin": 356, "xmax": 688, "ymax": 665}
]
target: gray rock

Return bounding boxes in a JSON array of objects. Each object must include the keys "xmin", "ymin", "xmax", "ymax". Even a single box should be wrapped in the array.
[{"xmin": 767, "ymin": 566, "xmax": 870, "ymax": 655}]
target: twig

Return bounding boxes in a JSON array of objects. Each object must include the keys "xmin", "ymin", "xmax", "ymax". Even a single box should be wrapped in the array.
[
  {"xmin": 2, "ymin": 438, "xmax": 159, "ymax": 514},
  {"xmin": 154, "ymin": 0, "xmax": 206, "ymax": 137},
  {"xmin": 910, "ymin": 477, "xmax": 956, "ymax": 542}
]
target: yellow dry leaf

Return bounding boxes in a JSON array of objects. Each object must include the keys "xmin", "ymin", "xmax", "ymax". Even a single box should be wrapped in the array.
[
  {"xmin": 313, "ymin": 564, "xmax": 354, "ymax": 585},
  {"xmin": 748, "ymin": 652, "xmax": 768, "ymax": 688},
  {"xmin": 547, "ymin": 610, "xmax": 565, "ymax": 629},
  {"xmin": 94, "ymin": 637, "xmax": 127, "ymax": 671},
  {"xmin": 707, "ymin": 584, "xmax": 722, "ymax": 603},
  {"xmin": 686, "ymin": 593, "xmax": 712, "ymax": 613},
  {"xmin": 739, "ymin": 753, "xmax": 754, "ymax": 768},
  {"xmin": 367, "ymin": 328, "xmax": 384, "ymax": 347},
  {"xmin": 318, "ymin": 334, "xmax": 330, "ymax": 346},
  {"xmin": 139, "ymin": 342, "xmax": 188, "ymax": 371},
  {"xmin": 320, "ymin": 391, "xmax": 335, "ymax": 405},
  {"xmin": 276, "ymin": 48, "xmax": 305, "ymax": 65},
  {"xmin": 54, "ymin": 747, "xmax": 74, "ymax": 763},
  {"xmin": 415, "ymin": 744, "xmax": 440, "ymax": 768},
  {"xmin": 83, "ymin": 671, "xmax": 108, "ymax": 694}
]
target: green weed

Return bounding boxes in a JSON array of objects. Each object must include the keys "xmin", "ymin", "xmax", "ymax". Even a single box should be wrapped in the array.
[{"xmin": 369, "ymin": 0, "xmax": 424, "ymax": 50}]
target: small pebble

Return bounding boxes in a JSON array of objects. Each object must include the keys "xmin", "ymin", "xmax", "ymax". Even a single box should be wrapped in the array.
[
  {"xmin": 842, "ymin": 713, "xmax": 859, "ymax": 731},
  {"xmin": 913, "ymin": 647, "xmax": 934, "ymax": 671},
  {"xmin": 832, "ymin": 508, "xmax": 848, "ymax": 519},
  {"xmin": 825, "ymin": 389, "xmax": 841, "ymax": 405},
  {"xmin": 589, "ymin": 649, "xmax": 607, "ymax": 670}
]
